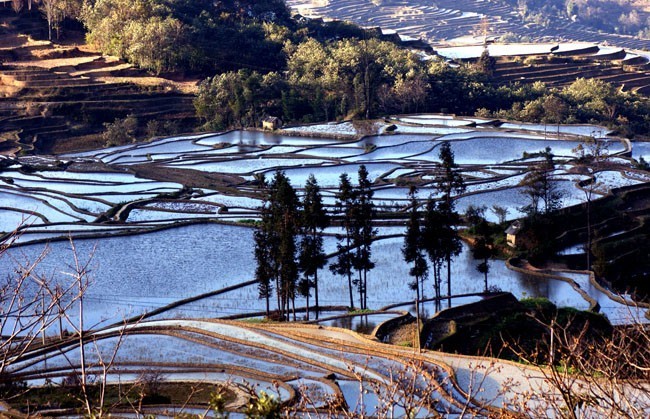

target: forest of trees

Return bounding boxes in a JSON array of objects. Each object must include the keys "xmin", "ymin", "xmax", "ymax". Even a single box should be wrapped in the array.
[
  {"xmin": 195, "ymin": 46, "xmax": 650, "ymax": 137},
  {"xmin": 11, "ymin": 0, "xmax": 650, "ymax": 136}
]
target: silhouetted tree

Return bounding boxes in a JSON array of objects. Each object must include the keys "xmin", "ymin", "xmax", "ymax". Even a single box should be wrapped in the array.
[
  {"xmin": 330, "ymin": 173, "xmax": 357, "ymax": 309},
  {"xmin": 436, "ymin": 142, "xmax": 465, "ymax": 307},
  {"xmin": 254, "ymin": 174, "xmax": 274, "ymax": 318},
  {"xmin": 255, "ymin": 171, "xmax": 300, "ymax": 320},
  {"xmin": 422, "ymin": 198, "xmax": 445, "ymax": 312},
  {"xmin": 353, "ymin": 165, "xmax": 376, "ymax": 310},
  {"xmin": 298, "ymin": 174, "xmax": 329, "ymax": 320},
  {"xmin": 402, "ymin": 186, "xmax": 428, "ymax": 346}
]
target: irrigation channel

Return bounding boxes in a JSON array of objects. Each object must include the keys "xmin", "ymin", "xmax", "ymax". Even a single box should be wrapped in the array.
[{"xmin": 1, "ymin": 115, "xmax": 649, "ymax": 416}]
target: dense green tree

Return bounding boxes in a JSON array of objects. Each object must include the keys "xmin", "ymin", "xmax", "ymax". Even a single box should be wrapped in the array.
[
  {"xmin": 402, "ymin": 186, "xmax": 428, "ymax": 340},
  {"xmin": 330, "ymin": 173, "xmax": 357, "ymax": 309},
  {"xmin": 352, "ymin": 165, "xmax": 376, "ymax": 310},
  {"xmin": 195, "ymin": 70, "xmax": 282, "ymax": 130},
  {"xmin": 284, "ymin": 37, "xmax": 428, "ymax": 120},
  {"xmin": 255, "ymin": 171, "xmax": 301, "ymax": 320},
  {"xmin": 475, "ymin": 47, "xmax": 496, "ymax": 76},
  {"xmin": 435, "ymin": 142, "xmax": 465, "ymax": 307},
  {"xmin": 298, "ymin": 174, "xmax": 329, "ymax": 320}
]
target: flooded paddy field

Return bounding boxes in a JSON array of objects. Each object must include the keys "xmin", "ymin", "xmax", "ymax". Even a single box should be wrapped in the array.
[
  {"xmin": 1, "ymin": 115, "xmax": 647, "ymax": 328},
  {"xmin": 3, "ymin": 115, "xmax": 650, "ymax": 417}
]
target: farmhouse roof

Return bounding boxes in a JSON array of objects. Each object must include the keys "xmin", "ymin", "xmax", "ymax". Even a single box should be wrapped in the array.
[{"xmin": 505, "ymin": 220, "xmax": 522, "ymax": 235}]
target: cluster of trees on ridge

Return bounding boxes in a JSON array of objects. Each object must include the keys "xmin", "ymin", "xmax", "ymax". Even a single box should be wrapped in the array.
[
  {"xmin": 9, "ymin": 0, "xmax": 650, "ymax": 139},
  {"xmin": 195, "ymin": 51, "xmax": 650, "ymax": 139}
]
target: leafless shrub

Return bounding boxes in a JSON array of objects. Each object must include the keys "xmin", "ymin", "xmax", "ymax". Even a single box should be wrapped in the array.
[
  {"xmin": 12, "ymin": 0, "xmax": 24, "ymax": 14},
  {"xmin": 505, "ymin": 313, "xmax": 650, "ymax": 418}
]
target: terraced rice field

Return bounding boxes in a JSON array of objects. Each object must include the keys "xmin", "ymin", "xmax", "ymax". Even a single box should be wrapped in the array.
[
  {"xmin": 2, "ymin": 115, "xmax": 649, "ymax": 415},
  {"xmin": 1, "ymin": 115, "xmax": 648, "ymax": 327},
  {"xmin": 286, "ymin": 1, "xmax": 650, "ymax": 95},
  {"xmin": 287, "ymin": 0, "xmax": 650, "ymax": 51}
]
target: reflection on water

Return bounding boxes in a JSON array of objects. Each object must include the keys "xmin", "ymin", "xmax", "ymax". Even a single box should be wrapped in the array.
[
  {"xmin": 0, "ymin": 222, "xmax": 641, "ymax": 329},
  {"xmin": 331, "ymin": 315, "xmax": 377, "ymax": 334}
]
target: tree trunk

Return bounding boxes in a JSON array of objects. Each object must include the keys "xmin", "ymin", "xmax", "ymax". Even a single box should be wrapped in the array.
[
  {"xmin": 484, "ymin": 260, "xmax": 488, "ymax": 292},
  {"xmin": 346, "ymin": 234, "xmax": 354, "ymax": 309},
  {"xmin": 415, "ymin": 280, "xmax": 421, "ymax": 353},
  {"xmin": 347, "ymin": 271, "xmax": 354, "ymax": 309},
  {"xmin": 363, "ymin": 268, "xmax": 368, "ymax": 311},
  {"xmin": 314, "ymin": 271, "xmax": 319, "ymax": 320},
  {"xmin": 265, "ymin": 294, "xmax": 270, "ymax": 319},
  {"xmin": 446, "ymin": 254, "xmax": 452, "ymax": 308},
  {"xmin": 358, "ymin": 270, "xmax": 363, "ymax": 310}
]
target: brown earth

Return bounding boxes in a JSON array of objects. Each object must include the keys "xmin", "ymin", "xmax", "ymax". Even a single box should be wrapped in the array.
[{"xmin": 0, "ymin": 10, "xmax": 201, "ymax": 157}]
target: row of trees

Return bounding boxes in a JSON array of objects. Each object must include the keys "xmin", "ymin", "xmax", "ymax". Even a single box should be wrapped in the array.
[
  {"xmin": 197, "ymin": 47, "xmax": 650, "ymax": 138},
  {"xmin": 401, "ymin": 142, "xmax": 467, "ymax": 317},
  {"xmin": 254, "ymin": 167, "xmax": 378, "ymax": 320},
  {"xmin": 254, "ymin": 143, "xmax": 470, "ymax": 321}
]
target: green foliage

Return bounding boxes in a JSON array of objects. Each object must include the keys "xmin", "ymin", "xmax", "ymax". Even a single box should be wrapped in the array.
[
  {"xmin": 194, "ymin": 70, "xmax": 283, "ymax": 129},
  {"xmin": 244, "ymin": 391, "xmax": 282, "ymax": 419},
  {"xmin": 82, "ymin": 0, "xmax": 290, "ymax": 73},
  {"xmin": 209, "ymin": 385, "xmax": 230, "ymax": 419},
  {"xmin": 520, "ymin": 297, "xmax": 555, "ymax": 311},
  {"xmin": 102, "ymin": 114, "xmax": 138, "ymax": 147},
  {"xmin": 475, "ymin": 48, "xmax": 496, "ymax": 76}
]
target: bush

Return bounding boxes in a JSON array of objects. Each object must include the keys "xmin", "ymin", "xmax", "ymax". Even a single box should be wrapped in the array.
[{"xmin": 102, "ymin": 115, "xmax": 138, "ymax": 147}]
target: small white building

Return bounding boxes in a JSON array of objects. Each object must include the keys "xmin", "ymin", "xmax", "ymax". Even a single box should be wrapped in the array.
[
  {"xmin": 505, "ymin": 220, "xmax": 522, "ymax": 248},
  {"xmin": 262, "ymin": 116, "xmax": 282, "ymax": 131}
]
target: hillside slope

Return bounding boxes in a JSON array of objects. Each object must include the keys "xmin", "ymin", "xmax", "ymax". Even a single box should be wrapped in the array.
[{"xmin": 0, "ymin": 10, "xmax": 199, "ymax": 155}]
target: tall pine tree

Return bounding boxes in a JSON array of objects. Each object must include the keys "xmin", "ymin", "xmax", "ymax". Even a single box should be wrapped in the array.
[
  {"xmin": 436, "ymin": 141, "xmax": 464, "ymax": 308},
  {"xmin": 353, "ymin": 164, "xmax": 377, "ymax": 310},
  {"xmin": 330, "ymin": 173, "xmax": 357, "ymax": 309},
  {"xmin": 255, "ymin": 171, "xmax": 300, "ymax": 320},
  {"xmin": 402, "ymin": 186, "xmax": 428, "ymax": 347},
  {"xmin": 298, "ymin": 174, "xmax": 329, "ymax": 320}
]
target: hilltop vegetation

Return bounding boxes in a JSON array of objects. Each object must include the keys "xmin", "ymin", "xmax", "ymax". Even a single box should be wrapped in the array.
[
  {"xmin": 5, "ymin": 1, "xmax": 650, "ymax": 144},
  {"xmin": 80, "ymin": 0, "xmax": 378, "ymax": 75}
]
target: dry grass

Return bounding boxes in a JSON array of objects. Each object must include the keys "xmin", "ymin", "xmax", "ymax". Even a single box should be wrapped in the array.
[
  {"xmin": 0, "ymin": 33, "xmax": 49, "ymax": 49},
  {"xmin": 95, "ymin": 76, "xmax": 200, "ymax": 94}
]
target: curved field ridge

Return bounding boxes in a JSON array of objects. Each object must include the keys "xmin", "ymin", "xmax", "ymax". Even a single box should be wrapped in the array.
[{"xmin": 11, "ymin": 319, "xmax": 649, "ymax": 416}]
